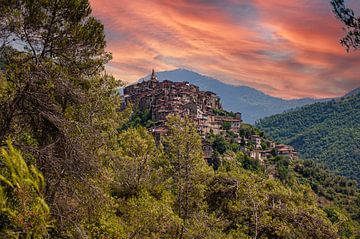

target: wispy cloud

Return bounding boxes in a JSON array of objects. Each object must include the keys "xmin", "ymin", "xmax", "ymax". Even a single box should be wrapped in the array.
[{"xmin": 90, "ymin": 0, "xmax": 360, "ymax": 98}]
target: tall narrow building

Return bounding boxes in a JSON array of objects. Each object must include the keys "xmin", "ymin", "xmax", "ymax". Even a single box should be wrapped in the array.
[{"xmin": 150, "ymin": 69, "xmax": 158, "ymax": 82}]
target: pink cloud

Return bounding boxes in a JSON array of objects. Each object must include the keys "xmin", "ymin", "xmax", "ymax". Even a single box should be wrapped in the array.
[{"xmin": 90, "ymin": 0, "xmax": 360, "ymax": 99}]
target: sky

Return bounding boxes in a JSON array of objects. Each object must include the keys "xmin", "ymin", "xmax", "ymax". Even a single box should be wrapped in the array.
[{"xmin": 89, "ymin": 0, "xmax": 360, "ymax": 99}]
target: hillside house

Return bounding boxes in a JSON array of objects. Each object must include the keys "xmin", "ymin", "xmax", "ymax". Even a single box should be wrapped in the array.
[{"xmin": 123, "ymin": 70, "xmax": 242, "ymax": 137}]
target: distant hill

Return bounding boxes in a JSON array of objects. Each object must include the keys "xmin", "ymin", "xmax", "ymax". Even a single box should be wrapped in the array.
[
  {"xmin": 256, "ymin": 91, "xmax": 360, "ymax": 183},
  {"xmin": 139, "ymin": 69, "xmax": 328, "ymax": 123},
  {"xmin": 344, "ymin": 87, "xmax": 360, "ymax": 98}
]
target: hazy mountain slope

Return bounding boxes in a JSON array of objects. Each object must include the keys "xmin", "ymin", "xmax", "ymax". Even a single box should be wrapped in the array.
[
  {"xmin": 139, "ymin": 69, "xmax": 327, "ymax": 123},
  {"xmin": 256, "ymin": 92, "xmax": 360, "ymax": 182},
  {"xmin": 344, "ymin": 87, "xmax": 360, "ymax": 98}
]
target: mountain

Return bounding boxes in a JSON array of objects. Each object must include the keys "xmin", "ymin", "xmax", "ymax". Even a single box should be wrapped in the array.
[
  {"xmin": 139, "ymin": 69, "xmax": 327, "ymax": 123},
  {"xmin": 256, "ymin": 91, "xmax": 360, "ymax": 183},
  {"xmin": 344, "ymin": 87, "xmax": 360, "ymax": 98}
]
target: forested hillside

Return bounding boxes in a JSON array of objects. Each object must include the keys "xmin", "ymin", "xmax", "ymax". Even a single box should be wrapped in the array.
[
  {"xmin": 257, "ymin": 93, "xmax": 360, "ymax": 183},
  {"xmin": 1, "ymin": 0, "xmax": 360, "ymax": 238}
]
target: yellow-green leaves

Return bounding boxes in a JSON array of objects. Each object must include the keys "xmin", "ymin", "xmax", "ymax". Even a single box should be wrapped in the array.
[
  {"xmin": 0, "ymin": 141, "xmax": 51, "ymax": 238},
  {"xmin": 163, "ymin": 115, "xmax": 214, "ymax": 237},
  {"xmin": 119, "ymin": 190, "xmax": 180, "ymax": 239},
  {"xmin": 112, "ymin": 126, "xmax": 163, "ymax": 198}
]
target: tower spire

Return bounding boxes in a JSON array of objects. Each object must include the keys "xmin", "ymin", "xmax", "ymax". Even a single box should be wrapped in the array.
[{"xmin": 151, "ymin": 69, "xmax": 158, "ymax": 82}]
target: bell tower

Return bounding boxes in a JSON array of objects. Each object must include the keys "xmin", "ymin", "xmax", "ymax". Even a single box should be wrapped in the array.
[{"xmin": 150, "ymin": 69, "xmax": 158, "ymax": 82}]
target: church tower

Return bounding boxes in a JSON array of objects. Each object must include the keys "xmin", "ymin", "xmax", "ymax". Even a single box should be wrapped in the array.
[{"xmin": 150, "ymin": 69, "xmax": 158, "ymax": 82}]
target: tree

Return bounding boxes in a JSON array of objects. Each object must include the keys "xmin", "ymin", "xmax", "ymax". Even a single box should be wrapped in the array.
[
  {"xmin": 331, "ymin": 0, "xmax": 360, "ymax": 51},
  {"xmin": 0, "ymin": 0, "xmax": 128, "ymax": 236},
  {"xmin": 222, "ymin": 122, "xmax": 231, "ymax": 131},
  {"xmin": 112, "ymin": 126, "xmax": 163, "ymax": 197},
  {"xmin": 209, "ymin": 134, "xmax": 229, "ymax": 155},
  {"xmin": 0, "ymin": 141, "xmax": 51, "ymax": 238},
  {"xmin": 118, "ymin": 191, "xmax": 181, "ymax": 239},
  {"xmin": 163, "ymin": 115, "xmax": 213, "ymax": 239},
  {"xmin": 208, "ymin": 164, "xmax": 338, "ymax": 239}
]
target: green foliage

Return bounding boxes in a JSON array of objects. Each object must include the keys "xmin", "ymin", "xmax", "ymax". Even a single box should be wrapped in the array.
[
  {"xmin": 323, "ymin": 206, "xmax": 359, "ymax": 237},
  {"xmin": 260, "ymin": 141, "xmax": 268, "ymax": 150},
  {"xmin": 121, "ymin": 108, "xmax": 155, "ymax": 129},
  {"xmin": 0, "ymin": 0, "xmax": 131, "ymax": 236},
  {"xmin": 269, "ymin": 156, "xmax": 292, "ymax": 182},
  {"xmin": 164, "ymin": 114, "xmax": 214, "ymax": 237},
  {"xmin": 118, "ymin": 191, "xmax": 180, "ymax": 239},
  {"xmin": 331, "ymin": 0, "xmax": 360, "ymax": 51},
  {"xmin": 208, "ymin": 134, "xmax": 230, "ymax": 154},
  {"xmin": 208, "ymin": 164, "xmax": 339, "ymax": 239},
  {"xmin": 293, "ymin": 160, "xmax": 360, "ymax": 223},
  {"xmin": 264, "ymin": 155, "xmax": 360, "ymax": 235},
  {"xmin": 222, "ymin": 121, "xmax": 231, "ymax": 131},
  {"xmin": 111, "ymin": 126, "xmax": 162, "ymax": 198},
  {"xmin": 212, "ymin": 108, "xmax": 236, "ymax": 117},
  {"xmin": 0, "ymin": 0, "xmax": 359, "ymax": 238},
  {"xmin": 0, "ymin": 0, "xmax": 109, "ymax": 70},
  {"xmin": 239, "ymin": 123, "xmax": 264, "ymax": 138},
  {"xmin": 85, "ymin": 209, "xmax": 125, "ymax": 239},
  {"xmin": 236, "ymin": 152, "xmax": 261, "ymax": 172},
  {"xmin": 0, "ymin": 142, "xmax": 51, "ymax": 238},
  {"xmin": 229, "ymin": 142, "xmax": 241, "ymax": 152},
  {"xmin": 257, "ymin": 94, "xmax": 360, "ymax": 184}
]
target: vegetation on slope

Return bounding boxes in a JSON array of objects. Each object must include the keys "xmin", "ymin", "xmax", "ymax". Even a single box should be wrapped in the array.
[
  {"xmin": 269, "ymin": 157, "xmax": 360, "ymax": 229},
  {"xmin": 0, "ymin": 142, "xmax": 51, "ymax": 238},
  {"xmin": 3, "ymin": 115, "xmax": 360, "ymax": 237},
  {"xmin": 1, "ymin": 0, "xmax": 360, "ymax": 238},
  {"xmin": 256, "ymin": 93, "xmax": 360, "ymax": 183},
  {"xmin": 205, "ymin": 124, "xmax": 360, "ymax": 231}
]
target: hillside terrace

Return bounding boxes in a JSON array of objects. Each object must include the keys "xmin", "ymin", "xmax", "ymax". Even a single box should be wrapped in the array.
[{"xmin": 122, "ymin": 70, "xmax": 298, "ymax": 161}]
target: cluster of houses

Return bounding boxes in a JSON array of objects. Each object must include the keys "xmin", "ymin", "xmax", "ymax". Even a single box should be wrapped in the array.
[
  {"xmin": 203, "ymin": 135, "xmax": 298, "ymax": 162},
  {"xmin": 245, "ymin": 135, "xmax": 298, "ymax": 161},
  {"xmin": 123, "ymin": 70, "xmax": 298, "ymax": 162},
  {"xmin": 123, "ymin": 70, "xmax": 242, "ymax": 136}
]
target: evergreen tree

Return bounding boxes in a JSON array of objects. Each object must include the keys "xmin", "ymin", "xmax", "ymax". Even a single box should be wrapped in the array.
[
  {"xmin": 0, "ymin": 0, "xmax": 128, "ymax": 236},
  {"xmin": 0, "ymin": 1, "xmax": 359, "ymax": 238},
  {"xmin": 112, "ymin": 126, "xmax": 163, "ymax": 197},
  {"xmin": 331, "ymin": 0, "xmax": 360, "ymax": 51},
  {"xmin": 208, "ymin": 160, "xmax": 339, "ymax": 239},
  {"xmin": 163, "ymin": 115, "xmax": 214, "ymax": 238}
]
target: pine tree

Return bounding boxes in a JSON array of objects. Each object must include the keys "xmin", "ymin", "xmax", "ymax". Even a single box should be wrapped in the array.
[
  {"xmin": 331, "ymin": 0, "xmax": 360, "ymax": 51},
  {"xmin": 112, "ymin": 126, "xmax": 163, "ymax": 197},
  {"xmin": 0, "ymin": 141, "xmax": 51, "ymax": 238},
  {"xmin": 163, "ymin": 115, "xmax": 214, "ymax": 239},
  {"xmin": 0, "ymin": 0, "xmax": 128, "ymax": 236}
]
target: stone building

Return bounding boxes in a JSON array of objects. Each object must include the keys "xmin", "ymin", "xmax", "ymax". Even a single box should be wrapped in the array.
[
  {"xmin": 275, "ymin": 144, "xmax": 298, "ymax": 159},
  {"xmin": 123, "ymin": 70, "xmax": 299, "ymax": 163},
  {"xmin": 250, "ymin": 135, "xmax": 262, "ymax": 149},
  {"xmin": 123, "ymin": 70, "xmax": 242, "ymax": 137}
]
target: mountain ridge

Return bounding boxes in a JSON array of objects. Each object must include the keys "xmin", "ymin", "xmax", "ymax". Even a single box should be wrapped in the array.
[
  {"xmin": 343, "ymin": 87, "xmax": 360, "ymax": 98},
  {"xmin": 138, "ymin": 68, "xmax": 329, "ymax": 123}
]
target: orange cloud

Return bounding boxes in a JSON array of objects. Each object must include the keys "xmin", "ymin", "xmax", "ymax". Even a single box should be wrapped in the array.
[{"xmin": 90, "ymin": 0, "xmax": 360, "ymax": 99}]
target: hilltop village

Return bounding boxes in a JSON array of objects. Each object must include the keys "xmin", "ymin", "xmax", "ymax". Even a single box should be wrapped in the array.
[{"xmin": 122, "ymin": 70, "xmax": 298, "ymax": 162}]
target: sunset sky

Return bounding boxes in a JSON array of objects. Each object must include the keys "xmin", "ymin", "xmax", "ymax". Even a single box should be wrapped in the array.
[{"xmin": 90, "ymin": 0, "xmax": 360, "ymax": 99}]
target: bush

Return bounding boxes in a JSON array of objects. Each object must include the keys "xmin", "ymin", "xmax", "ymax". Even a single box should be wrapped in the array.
[
  {"xmin": 0, "ymin": 141, "xmax": 51, "ymax": 238},
  {"xmin": 222, "ymin": 122, "xmax": 231, "ymax": 131},
  {"xmin": 209, "ymin": 135, "xmax": 229, "ymax": 154}
]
